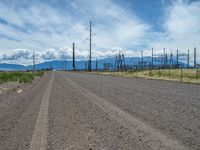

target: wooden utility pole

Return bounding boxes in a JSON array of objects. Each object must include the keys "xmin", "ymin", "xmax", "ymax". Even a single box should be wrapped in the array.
[
  {"xmin": 73, "ymin": 42, "xmax": 75, "ymax": 70},
  {"xmin": 89, "ymin": 21, "xmax": 92, "ymax": 71}
]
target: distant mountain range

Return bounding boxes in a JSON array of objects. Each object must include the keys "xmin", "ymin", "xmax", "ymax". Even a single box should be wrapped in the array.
[
  {"xmin": 0, "ymin": 63, "xmax": 25, "ymax": 71},
  {"xmin": 0, "ymin": 56, "xmax": 188, "ymax": 71}
]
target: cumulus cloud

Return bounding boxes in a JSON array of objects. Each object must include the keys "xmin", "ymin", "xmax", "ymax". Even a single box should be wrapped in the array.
[
  {"xmin": 0, "ymin": 47, "xmax": 146, "ymax": 65},
  {"xmin": 1, "ymin": 49, "xmax": 31, "ymax": 60},
  {"xmin": 0, "ymin": 0, "xmax": 150, "ymax": 59},
  {"xmin": 0, "ymin": 0, "xmax": 200, "ymax": 65},
  {"xmin": 150, "ymin": 0, "xmax": 200, "ymax": 52}
]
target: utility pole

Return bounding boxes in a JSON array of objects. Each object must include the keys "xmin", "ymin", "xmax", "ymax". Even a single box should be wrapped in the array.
[
  {"xmin": 73, "ymin": 42, "xmax": 75, "ymax": 70},
  {"xmin": 89, "ymin": 21, "xmax": 92, "ymax": 71},
  {"xmin": 164, "ymin": 48, "xmax": 166, "ymax": 66},
  {"xmin": 187, "ymin": 49, "xmax": 190, "ymax": 69},
  {"xmin": 141, "ymin": 51, "xmax": 143, "ymax": 69},
  {"xmin": 152, "ymin": 48, "xmax": 153, "ymax": 69},
  {"xmin": 33, "ymin": 51, "xmax": 35, "ymax": 72},
  {"xmin": 170, "ymin": 53, "xmax": 173, "ymax": 65},
  {"xmin": 194, "ymin": 47, "xmax": 196, "ymax": 68},
  {"xmin": 160, "ymin": 54, "xmax": 162, "ymax": 67},
  {"xmin": 122, "ymin": 53, "xmax": 125, "ymax": 69},
  {"xmin": 120, "ymin": 53, "xmax": 122, "ymax": 70},
  {"xmin": 177, "ymin": 49, "xmax": 179, "ymax": 67}
]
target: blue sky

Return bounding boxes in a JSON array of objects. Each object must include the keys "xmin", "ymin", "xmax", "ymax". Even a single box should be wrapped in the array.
[{"xmin": 0, "ymin": 0, "xmax": 200, "ymax": 64}]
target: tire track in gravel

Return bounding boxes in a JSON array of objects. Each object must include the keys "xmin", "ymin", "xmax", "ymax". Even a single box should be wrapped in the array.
[
  {"xmin": 63, "ymin": 72, "xmax": 200, "ymax": 150},
  {"xmin": 52, "ymin": 72, "xmax": 153, "ymax": 150},
  {"xmin": 60, "ymin": 73, "xmax": 188, "ymax": 150},
  {"xmin": 47, "ymin": 73, "xmax": 107, "ymax": 150},
  {"xmin": 29, "ymin": 73, "xmax": 54, "ymax": 150}
]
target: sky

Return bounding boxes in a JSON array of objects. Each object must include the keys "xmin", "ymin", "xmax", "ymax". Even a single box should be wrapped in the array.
[{"xmin": 0, "ymin": 0, "xmax": 200, "ymax": 64}]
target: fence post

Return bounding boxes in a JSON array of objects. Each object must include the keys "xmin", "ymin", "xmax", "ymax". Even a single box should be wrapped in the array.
[
  {"xmin": 197, "ymin": 67, "xmax": 199, "ymax": 79},
  {"xmin": 169, "ymin": 65, "xmax": 171, "ymax": 77}
]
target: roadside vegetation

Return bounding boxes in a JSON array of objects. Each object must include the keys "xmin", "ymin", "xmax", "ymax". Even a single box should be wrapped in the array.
[
  {"xmin": 0, "ymin": 71, "xmax": 44, "ymax": 84},
  {"xmin": 95, "ymin": 69, "xmax": 200, "ymax": 84}
]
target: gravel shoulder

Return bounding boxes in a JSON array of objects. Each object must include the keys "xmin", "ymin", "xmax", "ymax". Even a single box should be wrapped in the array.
[
  {"xmin": 0, "ymin": 73, "xmax": 52, "ymax": 150},
  {"xmin": 48, "ymin": 72, "xmax": 169, "ymax": 150},
  {"xmin": 61, "ymin": 71, "xmax": 200, "ymax": 150}
]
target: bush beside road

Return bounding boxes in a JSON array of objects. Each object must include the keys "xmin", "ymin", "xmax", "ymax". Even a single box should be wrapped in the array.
[{"xmin": 0, "ymin": 71, "xmax": 44, "ymax": 84}]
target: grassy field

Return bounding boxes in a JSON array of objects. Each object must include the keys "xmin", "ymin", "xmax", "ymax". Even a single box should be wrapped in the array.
[
  {"xmin": 0, "ymin": 71, "xmax": 44, "ymax": 84},
  {"xmin": 95, "ymin": 69, "xmax": 200, "ymax": 84}
]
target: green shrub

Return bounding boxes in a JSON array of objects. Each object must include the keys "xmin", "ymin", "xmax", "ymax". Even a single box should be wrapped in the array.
[{"xmin": 0, "ymin": 71, "xmax": 45, "ymax": 84}]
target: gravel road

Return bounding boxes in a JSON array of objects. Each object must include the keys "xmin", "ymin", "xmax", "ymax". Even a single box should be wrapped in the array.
[{"xmin": 0, "ymin": 71, "xmax": 200, "ymax": 150}]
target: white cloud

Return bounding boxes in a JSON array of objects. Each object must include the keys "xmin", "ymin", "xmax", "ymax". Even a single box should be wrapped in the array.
[
  {"xmin": 0, "ymin": 0, "xmax": 199, "ymax": 65},
  {"xmin": 150, "ymin": 0, "xmax": 200, "ymax": 52},
  {"xmin": 1, "ymin": 49, "xmax": 32, "ymax": 60},
  {"xmin": 0, "ymin": 47, "xmax": 144, "ymax": 65},
  {"xmin": 0, "ymin": 0, "xmax": 150, "ymax": 65}
]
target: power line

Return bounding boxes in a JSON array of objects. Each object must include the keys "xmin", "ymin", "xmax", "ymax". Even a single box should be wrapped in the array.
[
  {"xmin": 94, "ymin": 0, "xmax": 142, "ymax": 35},
  {"xmin": 71, "ymin": 0, "xmax": 141, "ymax": 51}
]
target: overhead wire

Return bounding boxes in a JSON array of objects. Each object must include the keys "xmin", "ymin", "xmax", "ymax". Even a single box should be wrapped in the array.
[{"xmin": 94, "ymin": 0, "xmax": 142, "ymax": 35}]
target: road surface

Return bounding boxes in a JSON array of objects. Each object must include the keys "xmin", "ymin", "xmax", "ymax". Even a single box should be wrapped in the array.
[{"xmin": 0, "ymin": 71, "xmax": 200, "ymax": 150}]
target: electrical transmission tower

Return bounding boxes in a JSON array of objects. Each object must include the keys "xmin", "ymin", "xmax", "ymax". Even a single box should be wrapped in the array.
[{"xmin": 114, "ymin": 52, "xmax": 125, "ymax": 70}]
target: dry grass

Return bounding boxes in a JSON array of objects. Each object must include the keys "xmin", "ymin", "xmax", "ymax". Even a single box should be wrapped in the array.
[{"xmin": 94, "ymin": 69, "xmax": 200, "ymax": 84}]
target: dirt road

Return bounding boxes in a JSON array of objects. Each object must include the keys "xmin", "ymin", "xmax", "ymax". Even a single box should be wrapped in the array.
[{"xmin": 0, "ymin": 71, "xmax": 200, "ymax": 150}]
